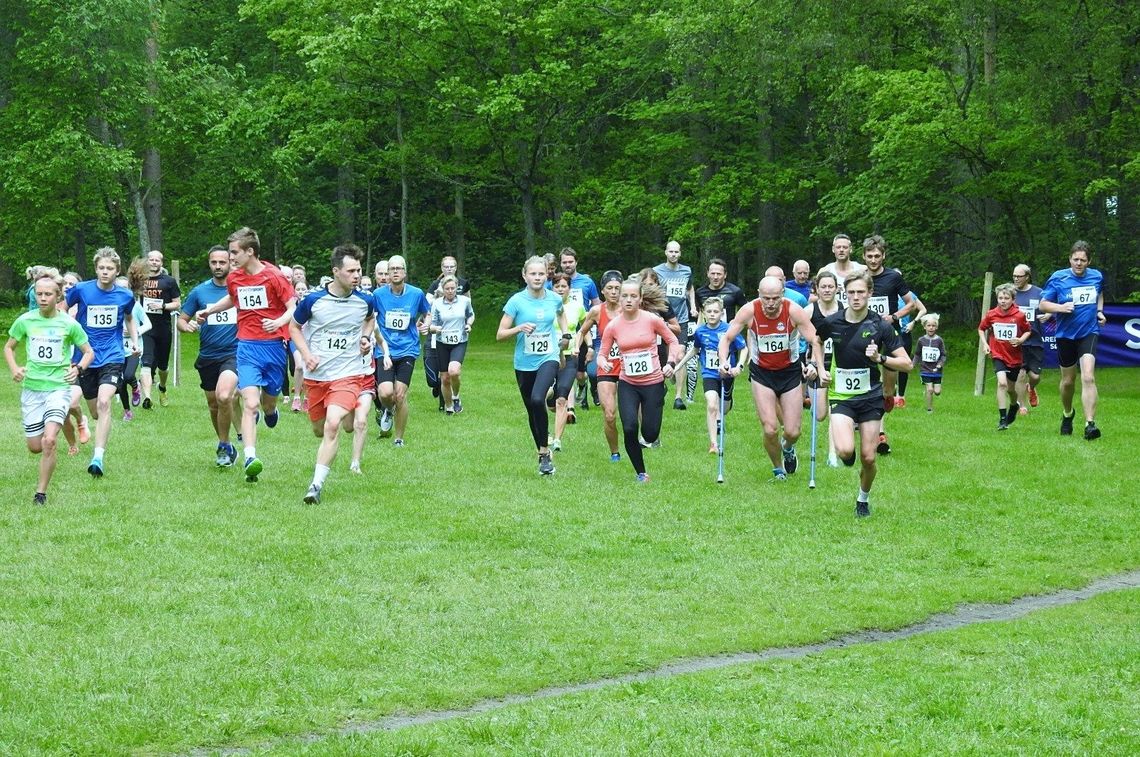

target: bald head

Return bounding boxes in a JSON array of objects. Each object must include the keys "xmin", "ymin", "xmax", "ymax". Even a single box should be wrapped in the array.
[
  {"xmin": 764, "ymin": 266, "xmax": 786, "ymax": 285},
  {"xmin": 757, "ymin": 276, "xmax": 785, "ymax": 316}
]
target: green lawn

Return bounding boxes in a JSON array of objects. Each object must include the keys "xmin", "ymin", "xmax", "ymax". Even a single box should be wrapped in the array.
[{"xmin": 0, "ymin": 323, "xmax": 1136, "ymax": 754}]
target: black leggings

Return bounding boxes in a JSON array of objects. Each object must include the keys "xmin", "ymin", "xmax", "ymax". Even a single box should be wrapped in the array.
[
  {"xmin": 618, "ymin": 379, "xmax": 666, "ymax": 474},
  {"xmin": 118, "ymin": 353, "xmax": 140, "ymax": 411},
  {"xmin": 554, "ymin": 361, "xmax": 578, "ymax": 400},
  {"xmin": 898, "ymin": 331, "xmax": 913, "ymax": 396},
  {"xmin": 515, "ymin": 362, "xmax": 560, "ymax": 450}
]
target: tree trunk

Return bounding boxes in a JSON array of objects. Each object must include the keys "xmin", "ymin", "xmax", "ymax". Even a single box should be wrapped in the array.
[
  {"xmin": 520, "ymin": 180, "xmax": 537, "ymax": 257},
  {"xmin": 337, "ymin": 163, "xmax": 355, "ymax": 242},
  {"xmin": 453, "ymin": 184, "xmax": 466, "ymax": 268},
  {"xmin": 142, "ymin": 2, "xmax": 162, "ymax": 252}
]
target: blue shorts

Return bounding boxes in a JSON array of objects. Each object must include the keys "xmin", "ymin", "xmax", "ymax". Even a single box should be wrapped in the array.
[{"xmin": 237, "ymin": 339, "xmax": 287, "ymax": 395}]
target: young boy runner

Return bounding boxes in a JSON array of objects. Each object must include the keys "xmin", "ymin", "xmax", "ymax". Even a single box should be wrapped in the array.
[
  {"xmin": 6, "ymin": 271, "xmax": 95, "ymax": 503},
  {"xmin": 677, "ymin": 297, "xmax": 748, "ymax": 454},
  {"xmin": 916, "ymin": 313, "xmax": 946, "ymax": 412},
  {"xmin": 978, "ymin": 283, "xmax": 1032, "ymax": 430}
]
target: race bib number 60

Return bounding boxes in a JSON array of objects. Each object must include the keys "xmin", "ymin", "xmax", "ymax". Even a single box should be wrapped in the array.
[{"xmin": 384, "ymin": 310, "xmax": 411, "ymax": 331}]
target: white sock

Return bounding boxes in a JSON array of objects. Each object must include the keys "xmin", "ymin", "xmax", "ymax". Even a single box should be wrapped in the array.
[
  {"xmin": 311, "ymin": 464, "xmax": 330, "ymax": 488},
  {"xmin": 244, "ymin": 446, "xmax": 256, "ymax": 460},
  {"xmin": 93, "ymin": 446, "xmax": 105, "ymax": 460},
  {"xmin": 857, "ymin": 488, "xmax": 870, "ymax": 503}
]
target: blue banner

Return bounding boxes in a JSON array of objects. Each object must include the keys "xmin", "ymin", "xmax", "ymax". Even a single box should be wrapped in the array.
[{"xmin": 1042, "ymin": 303, "xmax": 1140, "ymax": 368}]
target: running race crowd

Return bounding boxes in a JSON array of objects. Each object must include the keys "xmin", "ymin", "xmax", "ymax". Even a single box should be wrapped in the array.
[{"xmin": 7, "ymin": 229, "xmax": 1107, "ymax": 513}]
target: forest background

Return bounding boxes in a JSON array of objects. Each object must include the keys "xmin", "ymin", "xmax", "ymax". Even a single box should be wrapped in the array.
[{"xmin": 1, "ymin": 0, "xmax": 1137, "ymax": 318}]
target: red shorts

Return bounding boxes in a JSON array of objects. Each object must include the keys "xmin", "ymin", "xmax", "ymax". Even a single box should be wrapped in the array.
[{"xmin": 305, "ymin": 374, "xmax": 372, "ymax": 422}]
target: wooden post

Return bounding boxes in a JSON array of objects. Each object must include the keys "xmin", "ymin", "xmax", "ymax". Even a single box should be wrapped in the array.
[
  {"xmin": 171, "ymin": 259, "xmax": 181, "ymax": 388},
  {"xmin": 973, "ymin": 271, "xmax": 993, "ymax": 396}
]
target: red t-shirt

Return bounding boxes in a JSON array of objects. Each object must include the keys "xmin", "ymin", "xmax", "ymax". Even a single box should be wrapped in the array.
[
  {"xmin": 749, "ymin": 298, "xmax": 798, "ymax": 371},
  {"xmin": 978, "ymin": 305, "xmax": 1031, "ymax": 365},
  {"xmin": 596, "ymin": 305, "xmax": 621, "ymax": 378},
  {"xmin": 227, "ymin": 263, "xmax": 295, "ymax": 341}
]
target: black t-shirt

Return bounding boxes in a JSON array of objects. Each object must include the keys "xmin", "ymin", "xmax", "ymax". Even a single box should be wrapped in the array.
[
  {"xmin": 427, "ymin": 276, "xmax": 471, "ymax": 298},
  {"xmin": 695, "ymin": 282, "xmax": 747, "ymax": 321},
  {"xmin": 814, "ymin": 310, "xmax": 902, "ymax": 399},
  {"xmin": 142, "ymin": 273, "xmax": 181, "ymax": 323},
  {"xmin": 868, "ymin": 268, "xmax": 910, "ymax": 321}
]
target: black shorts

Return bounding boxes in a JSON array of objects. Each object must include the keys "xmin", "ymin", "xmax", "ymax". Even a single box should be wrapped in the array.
[
  {"xmin": 920, "ymin": 372, "xmax": 943, "ymax": 384},
  {"xmin": 597, "ymin": 375, "xmax": 618, "ymax": 384},
  {"xmin": 830, "ymin": 393, "xmax": 884, "ymax": 424},
  {"xmin": 555, "ymin": 361, "xmax": 578, "ymax": 400},
  {"xmin": 576, "ymin": 341, "xmax": 589, "ymax": 372},
  {"xmin": 1056, "ymin": 334, "xmax": 1097, "ymax": 368},
  {"xmin": 437, "ymin": 341, "xmax": 468, "ymax": 367},
  {"xmin": 79, "ymin": 363, "xmax": 124, "ymax": 400},
  {"xmin": 1022, "ymin": 345, "xmax": 1044, "ymax": 374},
  {"xmin": 195, "ymin": 354, "xmax": 238, "ymax": 392},
  {"xmin": 749, "ymin": 363, "xmax": 802, "ymax": 396},
  {"xmin": 702, "ymin": 376, "xmax": 736, "ymax": 401},
  {"xmin": 376, "ymin": 355, "xmax": 416, "ymax": 386},
  {"xmin": 142, "ymin": 323, "xmax": 173, "ymax": 370},
  {"xmin": 992, "ymin": 358, "xmax": 1022, "ymax": 381}
]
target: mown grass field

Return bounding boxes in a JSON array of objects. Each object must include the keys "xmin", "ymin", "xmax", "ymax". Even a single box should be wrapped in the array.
[{"xmin": 0, "ymin": 317, "xmax": 1136, "ymax": 754}]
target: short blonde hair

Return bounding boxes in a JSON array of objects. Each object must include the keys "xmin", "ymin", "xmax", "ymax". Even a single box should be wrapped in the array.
[
  {"xmin": 995, "ymin": 282, "xmax": 1017, "ymax": 299},
  {"xmin": 920, "ymin": 313, "xmax": 940, "ymax": 327}
]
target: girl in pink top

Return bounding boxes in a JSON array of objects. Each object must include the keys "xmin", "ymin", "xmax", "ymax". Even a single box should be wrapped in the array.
[{"xmin": 598, "ymin": 279, "xmax": 682, "ymax": 482}]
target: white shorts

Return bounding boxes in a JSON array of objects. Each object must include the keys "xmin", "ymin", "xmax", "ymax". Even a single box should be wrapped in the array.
[{"xmin": 21, "ymin": 387, "xmax": 72, "ymax": 438}]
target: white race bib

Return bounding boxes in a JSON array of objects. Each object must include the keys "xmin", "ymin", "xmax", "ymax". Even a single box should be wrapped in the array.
[
  {"xmin": 992, "ymin": 322, "xmax": 1017, "ymax": 341},
  {"xmin": 384, "ymin": 309, "xmax": 411, "ymax": 331},
  {"xmin": 322, "ymin": 329, "xmax": 355, "ymax": 354},
  {"xmin": 86, "ymin": 305, "xmax": 117, "ymax": 329},
  {"xmin": 624, "ymin": 350, "xmax": 653, "ymax": 377},
  {"xmin": 704, "ymin": 351, "xmax": 721, "ymax": 371},
  {"xmin": 836, "ymin": 288, "xmax": 848, "ymax": 306},
  {"xmin": 665, "ymin": 278, "xmax": 686, "ymax": 299},
  {"xmin": 608, "ymin": 342, "xmax": 621, "ymax": 359},
  {"xmin": 868, "ymin": 296, "xmax": 889, "ymax": 316},
  {"xmin": 143, "ymin": 297, "xmax": 163, "ymax": 314},
  {"xmin": 823, "ymin": 337, "xmax": 834, "ymax": 355},
  {"xmin": 568, "ymin": 288, "xmax": 583, "ymax": 307},
  {"xmin": 756, "ymin": 333, "xmax": 789, "ymax": 354},
  {"xmin": 28, "ymin": 334, "xmax": 64, "ymax": 364},
  {"xmin": 524, "ymin": 331, "xmax": 553, "ymax": 356},
  {"xmin": 921, "ymin": 346, "xmax": 940, "ymax": 363},
  {"xmin": 236, "ymin": 286, "xmax": 268, "ymax": 310},
  {"xmin": 206, "ymin": 302, "xmax": 237, "ymax": 326},
  {"xmin": 440, "ymin": 329, "xmax": 461, "ymax": 345},
  {"xmin": 834, "ymin": 367, "xmax": 870, "ymax": 394},
  {"xmin": 1018, "ymin": 304, "xmax": 1036, "ymax": 321},
  {"xmin": 1071, "ymin": 286, "xmax": 1096, "ymax": 306},
  {"xmin": 589, "ymin": 324, "xmax": 598, "ymax": 343}
]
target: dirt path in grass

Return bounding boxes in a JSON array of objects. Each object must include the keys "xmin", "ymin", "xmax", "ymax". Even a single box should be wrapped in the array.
[{"xmin": 195, "ymin": 568, "xmax": 1140, "ymax": 755}]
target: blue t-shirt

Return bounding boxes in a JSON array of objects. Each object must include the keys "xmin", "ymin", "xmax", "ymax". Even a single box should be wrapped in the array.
[
  {"xmin": 373, "ymin": 284, "xmax": 430, "ymax": 359},
  {"xmin": 787, "ymin": 280, "xmax": 812, "ymax": 302},
  {"xmin": 783, "ymin": 287, "xmax": 808, "ymax": 308},
  {"xmin": 693, "ymin": 322, "xmax": 745, "ymax": 380},
  {"xmin": 65, "ymin": 280, "xmax": 136, "ymax": 367},
  {"xmin": 1041, "ymin": 267, "xmax": 1104, "ymax": 339},
  {"xmin": 503, "ymin": 288, "xmax": 564, "ymax": 371},
  {"xmin": 182, "ymin": 279, "xmax": 239, "ymax": 360},
  {"xmin": 545, "ymin": 273, "xmax": 600, "ymax": 310}
]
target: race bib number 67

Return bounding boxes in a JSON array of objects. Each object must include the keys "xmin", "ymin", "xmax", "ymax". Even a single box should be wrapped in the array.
[{"xmin": 1071, "ymin": 286, "xmax": 1096, "ymax": 306}]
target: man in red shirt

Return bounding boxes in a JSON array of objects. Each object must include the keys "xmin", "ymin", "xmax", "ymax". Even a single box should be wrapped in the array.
[
  {"xmin": 978, "ymin": 282, "xmax": 1032, "ymax": 430},
  {"xmin": 196, "ymin": 227, "xmax": 296, "ymax": 481}
]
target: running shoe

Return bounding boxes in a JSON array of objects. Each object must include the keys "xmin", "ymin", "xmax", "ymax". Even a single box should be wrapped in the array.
[
  {"xmin": 609, "ymin": 452, "xmax": 621, "ymax": 462},
  {"xmin": 1060, "ymin": 412, "xmax": 1074, "ymax": 436},
  {"xmin": 87, "ymin": 459, "xmax": 104, "ymax": 478},
  {"xmin": 1004, "ymin": 402, "xmax": 1020, "ymax": 427},
  {"xmin": 802, "ymin": 396, "xmax": 812, "ymax": 409},
  {"xmin": 302, "ymin": 398, "xmax": 309, "ymax": 411},
  {"xmin": 78, "ymin": 417, "xmax": 90, "ymax": 444},
  {"xmin": 142, "ymin": 397, "xmax": 152, "ymax": 410},
  {"xmin": 33, "ymin": 492, "xmax": 47, "ymax": 506},
  {"xmin": 303, "ymin": 484, "xmax": 322, "ymax": 505},
  {"xmin": 1028, "ymin": 386, "xmax": 1039, "ymax": 407},
  {"xmin": 998, "ymin": 421, "xmax": 1009, "ymax": 431},
  {"xmin": 123, "ymin": 410, "xmax": 134, "ymax": 422},
  {"xmin": 566, "ymin": 408, "xmax": 576, "ymax": 425},
  {"xmin": 855, "ymin": 500, "xmax": 871, "ymax": 518},
  {"xmin": 159, "ymin": 390, "xmax": 169, "ymax": 407},
  {"xmin": 291, "ymin": 397, "xmax": 302, "ymax": 413},
  {"xmin": 131, "ymin": 386, "xmax": 141, "ymax": 406},
  {"xmin": 538, "ymin": 452, "xmax": 555, "ymax": 475},
  {"xmin": 453, "ymin": 399, "xmax": 463, "ymax": 414},
  {"xmin": 68, "ymin": 445, "xmax": 79, "ymax": 456},
  {"xmin": 264, "ymin": 409, "xmax": 279, "ymax": 428},
  {"xmin": 591, "ymin": 388, "xmax": 601, "ymax": 407},
  {"xmin": 896, "ymin": 396, "xmax": 907, "ymax": 409},
  {"xmin": 636, "ymin": 472, "xmax": 650, "ymax": 483},
  {"xmin": 244, "ymin": 457, "xmax": 263, "ymax": 482},
  {"xmin": 827, "ymin": 453, "xmax": 840, "ymax": 468},
  {"xmin": 393, "ymin": 438, "xmax": 405, "ymax": 447},
  {"xmin": 882, "ymin": 395, "xmax": 894, "ymax": 414},
  {"xmin": 1018, "ymin": 406, "xmax": 1029, "ymax": 416},
  {"xmin": 576, "ymin": 384, "xmax": 588, "ymax": 409},
  {"xmin": 782, "ymin": 446, "xmax": 798, "ymax": 475},
  {"xmin": 225, "ymin": 444, "xmax": 237, "ymax": 467},
  {"xmin": 673, "ymin": 398, "xmax": 686, "ymax": 410},
  {"xmin": 445, "ymin": 403, "xmax": 455, "ymax": 415},
  {"xmin": 349, "ymin": 462, "xmax": 362, "ymax": 474},
  {"xmin": 374, "ymin": 406, "xmax": 384, "ymax": 429},
  {"xmin": 773, "ymin": 468, "xmax": 787, "ymax": 481},
  {"xmin": 438, "ymin": 396, "xmax": 446, "ymax": 412},
  {"xmin": 216, "ymin": 445, "xmax": 231, "ymax": 467},
  {"xmin": 876, "ymin": 432, "xmax": 891, "ymax": 454},
  {"xmin": 709, "ymin": 444, "xmax": 719, "ymax": 454},
  {"xmin": 1084, "ymin": 421, "xmax": 1101, "ymax": 441},
  {"xmin": 551, "ymin": 439, "xmax": 562, "ymax": 452},
  {"xmin": 379, "ymin": 407, "xmax": 394, "ymax": 437}
]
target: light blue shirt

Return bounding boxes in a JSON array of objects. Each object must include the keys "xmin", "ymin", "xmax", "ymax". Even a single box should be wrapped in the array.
[{"xmin": 503, "ymin": 288, "xmax": 564, "ymax": 371}]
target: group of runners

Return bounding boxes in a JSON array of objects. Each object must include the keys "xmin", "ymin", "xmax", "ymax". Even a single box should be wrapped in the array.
[{"xmin": 8, "ymin": 229, "xmax": 1109, "ymax": 513}]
